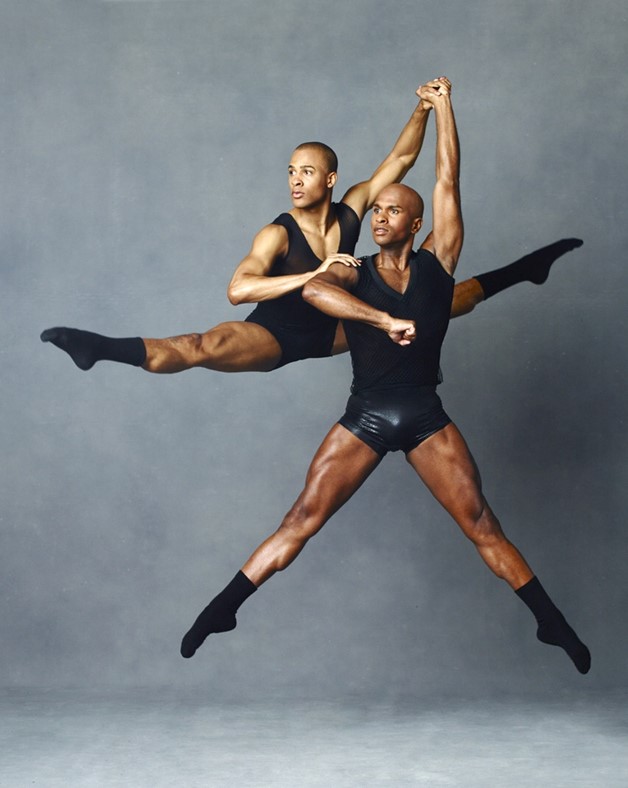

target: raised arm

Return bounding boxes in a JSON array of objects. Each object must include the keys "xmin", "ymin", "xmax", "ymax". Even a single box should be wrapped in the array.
[
  {"xmin": 227, "ymin": 226, "xmax": 358, "ymax": 305},
  {"xmin": 302, "ymin": 260, "xmax": 416, "ymax": 345},
  {"xmin": 419, "ymin": 84, "xmax": 463, "ymax": 276},
  {"xmin": 340, "ymin": 77, "xmax": 451, "ymax": 221}
]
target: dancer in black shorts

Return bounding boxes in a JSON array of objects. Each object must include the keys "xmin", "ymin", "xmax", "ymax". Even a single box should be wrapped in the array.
[
  {"xmin": 181, "ymin": 81, "xmax": 590, "ymax": 676},
  {"xmin": 40, "ymin": 75, "xmax": 581, "ymax": 375}
]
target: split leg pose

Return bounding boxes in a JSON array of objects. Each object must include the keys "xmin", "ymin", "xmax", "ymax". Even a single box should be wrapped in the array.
[
  {"xmin": 40, "ymin": 238, "xmax": 582, "ymax": 372},
  {"xmin": 41, "ymin": 76, "xmax": 582, "ymax": 375}
]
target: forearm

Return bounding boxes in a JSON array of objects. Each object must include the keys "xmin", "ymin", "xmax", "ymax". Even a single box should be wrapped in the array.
[
  {"xmin": 433, "ymin": 98, "xmax": 460, "ymax": 186},
  {"xmin": 302, "ymin": 278, "xmax": 390, "ymax": 330},
  {"xmin": 228, "ymin": 270, "xmax": 318, "ymax": 305},
  {"xmin": 387, "ymin": 102, "xmax": 431, "ymax": 174}
]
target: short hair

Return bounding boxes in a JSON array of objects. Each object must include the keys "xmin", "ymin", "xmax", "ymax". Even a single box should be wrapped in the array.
[{"xmin": 294, "ymin": 141, "xmax": 338, "ymax": 174}]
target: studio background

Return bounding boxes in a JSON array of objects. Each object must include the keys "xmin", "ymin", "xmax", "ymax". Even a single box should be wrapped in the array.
[{"xmin": 2, "ymin": 0, "xmax": 626, "ymax": 703}]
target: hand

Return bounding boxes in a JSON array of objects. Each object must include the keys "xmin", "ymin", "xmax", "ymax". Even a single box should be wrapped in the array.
[
  {"xmin": 416, "ymin": 76, "xmax": 451, "ymax": 110},
  {"xmin": 386, "ymin": 317, "xmax": 416, "ymax": 346},
  {"xmin": 316, "ymin": 254, "xmax": 362, "ymax": 274}
]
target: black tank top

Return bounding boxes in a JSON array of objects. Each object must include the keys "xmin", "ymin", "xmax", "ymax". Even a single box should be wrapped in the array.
[
  {"xmin": 247, "ymin": 202, "xmax": 361, "ymax": 331},
  {"xmin": 343, "ymin": 249, "xmax": 454, "ymax": 392}
]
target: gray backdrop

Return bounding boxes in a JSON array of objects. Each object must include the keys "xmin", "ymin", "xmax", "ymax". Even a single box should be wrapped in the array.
[{"xmin": 2, "ymin": 0, "xmax": 626, "ymax": 702}]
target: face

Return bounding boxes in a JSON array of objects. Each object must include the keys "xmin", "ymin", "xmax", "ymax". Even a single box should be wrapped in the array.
[
  {"xmin": 288, "ymin": 147, "xmax": 337, "ymax": 208},
  {"xmin": 370, "ymin": 185, "xmax": 423, "ymax": 247}
]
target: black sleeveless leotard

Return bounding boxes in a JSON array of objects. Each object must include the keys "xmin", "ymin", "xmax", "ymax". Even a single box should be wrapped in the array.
[
  {"xmin": 339, "ymin": 249, "xmax": 455, "ymax": 456},
  {"xmin": 245, "ymin": 202, "xmax": 361, "ymax": 368}
]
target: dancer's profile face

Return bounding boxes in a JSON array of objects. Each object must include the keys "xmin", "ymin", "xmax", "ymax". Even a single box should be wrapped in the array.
[{"xmin": 288, "ymin": 147, "xmax": 336, "ymax": 208}]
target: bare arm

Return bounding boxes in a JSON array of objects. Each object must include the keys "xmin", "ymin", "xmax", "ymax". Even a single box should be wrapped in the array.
[
  {"xmin": 302, "ymin": 260, "xmax": 416, "ymax": 345},
  {"xmin": 419, "ymin": 86, "xmax": 463, "ymax": 276},
  {"xmin": 340, "ymin": 77, "xmax": 451, "ymax": 221},
  {"xmin": 227, "ymin": 226, "xmax": 359, "ymax": 305}
]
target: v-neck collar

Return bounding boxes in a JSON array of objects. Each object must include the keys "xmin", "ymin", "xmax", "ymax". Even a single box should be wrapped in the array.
[
  {"xmin": 366, "ymin": 252, "xmax": 417, "ymax": 300},
  {"xmin": 284, "ymin": 204, "xmax": 343, "ymax": 264}
]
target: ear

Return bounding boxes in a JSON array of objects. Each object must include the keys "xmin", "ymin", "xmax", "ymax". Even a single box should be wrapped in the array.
[
  {"xmin": 327, "ymin": 171, "xmax": 338, "ymax": 189},
  {"xmin": 411, "ymin": 217, "xmax": 423, "ymax": 235}
]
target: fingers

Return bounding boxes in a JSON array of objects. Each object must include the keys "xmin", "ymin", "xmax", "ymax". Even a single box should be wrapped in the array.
[
  {"xmin": 416, "ymin": 76, "xmax": 452, "ymax": 104},
  {"xmin": 426, "ymin": 76, "xmax": 451, "ymax": 93},
  {"xmin": 389, "ymin": 321, "xmax": 416, "ymax": 344},
  {"xmin": 321, "ymin": 254, "xmax": 361, "ymax": 269}
]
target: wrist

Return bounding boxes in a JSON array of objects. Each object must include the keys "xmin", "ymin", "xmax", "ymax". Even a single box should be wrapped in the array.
[
  {"xmin": 432, "ymin": 95, "xmax": 452, "ymax": 113},
  {"xmin": 373, "ymin": 311, "xmax": 392, "ymax": 332},
  {"xmin": 415, "ymin": 100, "xmax": 431, "ymax": 115}
]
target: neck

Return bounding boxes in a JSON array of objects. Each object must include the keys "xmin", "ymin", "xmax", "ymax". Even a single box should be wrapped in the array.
[
  {"xmin": 291, "ymin": 195, "xmax": 334, "ymax": 230},
  {"xmin": 375, "ymin": 237, "xmax": 415, "ymax": 269}
]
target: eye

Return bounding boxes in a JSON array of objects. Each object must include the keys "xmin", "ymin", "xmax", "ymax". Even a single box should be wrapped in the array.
[{"xmin": 390, "ymin": 208, "xmax": 399, "ymax": 215}]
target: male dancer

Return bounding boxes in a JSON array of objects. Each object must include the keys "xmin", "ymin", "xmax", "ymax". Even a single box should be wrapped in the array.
[
  {"xmin": 180, "ymin": 82, "xmax": 590, "ymax": 675},
  {"xmin": 40, "ymin": 76, "xmax": 581, "ymax": 374}
]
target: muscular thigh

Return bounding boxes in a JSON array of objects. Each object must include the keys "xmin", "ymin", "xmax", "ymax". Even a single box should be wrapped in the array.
[
  {"xmin": 295, "ymin": 424, "xmax": 382, "ymax": 528},
  {"xmin": 405, "ymin": 423, "xmax": 484, "ymax": 521},
  {"xmin": 200, "ymin": 321, "xmax": 283, "ymax": 372}
]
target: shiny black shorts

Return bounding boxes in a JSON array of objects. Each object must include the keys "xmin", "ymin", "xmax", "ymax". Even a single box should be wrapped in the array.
[
  {"xmin": 338, "ymin": 386, "xmax": 451, "ymax": 457},
  {"xmin": 245, "ymin": 312, "xmax": 336, "ymax": 369}
]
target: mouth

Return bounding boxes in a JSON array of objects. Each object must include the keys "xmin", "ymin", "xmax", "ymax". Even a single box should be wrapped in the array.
[
  {"xmin": 373, "ymin": 227, "xmax": 388, "ymax": 235},
  {"xmin": 292, "ymin": 191, "xmax": 304, "ymax": 200}
]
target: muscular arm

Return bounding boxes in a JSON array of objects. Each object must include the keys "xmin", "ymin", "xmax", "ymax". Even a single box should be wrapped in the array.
[
  {"xmin": 227, "ymin": 225, "xmax": 357, "ymax": 305},
  {"xmin": 420, "ymin": 88, "xmax": 463, "ymax": 276},
  {"xmin": 340, "ymin": 78, "xmax": 450, "ymax": 222},
  {"xmin": 302, "ymin": 261, "xmax": 416, "ymax": 345}
]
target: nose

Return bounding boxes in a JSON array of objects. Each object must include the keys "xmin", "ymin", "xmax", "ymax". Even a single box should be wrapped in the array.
[
  {"xmin": 375, "ymin": 212, "xmax": 387, "ymax": 223},
  {"xmin": 291, "ymin": 172, "xmax": 303, "ymax": 186}
]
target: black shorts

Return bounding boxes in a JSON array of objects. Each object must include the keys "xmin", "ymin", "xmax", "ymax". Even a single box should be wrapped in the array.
[
  {"xmin": 245, "ymin": 311, "xmax": 337, "ymax": 369},
  {"xmin": 338, "ymin": 385, "xmax": 451, "ymax": 457}
]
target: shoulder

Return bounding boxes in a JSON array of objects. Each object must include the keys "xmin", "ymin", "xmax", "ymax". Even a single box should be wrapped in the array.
[
  {"xmin": 334, "ymin": 201, "xmax": 360, "ymax": 226},
  {"xmin": 323, "ymin": 260, "xmax": 361, "ymax": 291},
  {"xmin": 270, "ymin": 212, "xmax": 295, "ymax": 230},
  {"xmin": 415, "ymin": 247, "xmax": 455, "ymax": 281},
  {"xmin": 250, "ymin": 221, "xmax": 290, "ymax": 257},
  {"xmin": 352, "ymin": 255, "xmax": 374, "ymax": 286}
]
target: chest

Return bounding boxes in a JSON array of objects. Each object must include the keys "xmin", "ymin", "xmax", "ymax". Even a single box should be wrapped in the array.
[
  {"xmin": 373, "ymin": 266, "xmax": 411, "ymax": 295},
  {"xmin": 298, "ymin": 221, "xmax": 342, "ymax": 262}
]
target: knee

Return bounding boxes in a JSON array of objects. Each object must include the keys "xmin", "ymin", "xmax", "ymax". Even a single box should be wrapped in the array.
[
  {"xmin": 192, "ymin": 327, "xmax": 230, "ymax": 363},
  {"xmin": 460, "ymin": 498, "xmax": 504, "ymax": 546},
  {"xmin": 278, "ymin": 498, "xmax": 322, "ymax": 543}
]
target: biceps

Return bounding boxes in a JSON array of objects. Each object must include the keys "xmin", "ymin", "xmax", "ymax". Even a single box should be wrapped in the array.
[
  {"xmin": 431, "ymin": 182, "xmax": 463, "ymax": 270},
  {"xmin": 234, "ymin": 228, "xmax": 286, "ymax": 278},
  {"xmin": 322, "ymin": 263, "xmax": 359, "ymax": 290},
  {"xmin": 233, "ymin": 252, "xmax": 272, "ymax": 278}
]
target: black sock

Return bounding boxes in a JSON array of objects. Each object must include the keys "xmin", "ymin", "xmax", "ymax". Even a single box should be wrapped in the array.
[
  {"xmin": 516, "ymin": 576, "xmax": 591, "ymax": 674},
  {"xmin": 40, "ymin": 327, "xmax": 146, "ymax": 370},
  {"xmin": 180, "ymin": 571, "xmax": 257, "ymax": 659},
  {"xmin": 474, "ymin": 238, "xmax": 583, "ymax": 299}
]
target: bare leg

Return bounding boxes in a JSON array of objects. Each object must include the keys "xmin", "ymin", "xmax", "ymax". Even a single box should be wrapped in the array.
[
  {"xmin": 143, "ymin": 321, "xmax": 283, "ymax": 373},
  {"xmin": 41, "ymin": 320, "xmax": 284, "ymax": 373},
  {"xmin": 242, "ymin": 424, "xmax": 382, "ymax": 585},
  {"xmin": 330, "ymin": 322, "xmax": 349, "ymax": 355},
  {"xmin": 449, "ymin": 238, "xmax": 584, "ymax": 320},
  {"xmin": 406, "ymin": 424, "xmax": 590, "ymax": 672},
  {"xmin": 180, "ymin": 426, "xmax": 381, "ymax": 657},
  {"xmin": 450, "ymin": 278, "xmax": 485, "ymax": 319},
  {"xmin": 406, "ymin": 423, "xmax": 533, "ymax": 588}
]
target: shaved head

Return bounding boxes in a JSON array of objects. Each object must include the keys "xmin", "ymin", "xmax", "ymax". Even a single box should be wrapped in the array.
[
  {"xmin": 294, "ymin": 141, "xmax": 338, "ymax": 174},
  {"xmin": 375, "ymin": 183, "xmax": 424, "ymax": 219}
]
